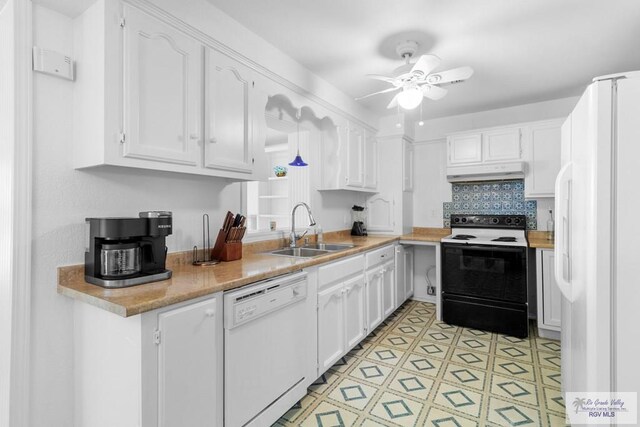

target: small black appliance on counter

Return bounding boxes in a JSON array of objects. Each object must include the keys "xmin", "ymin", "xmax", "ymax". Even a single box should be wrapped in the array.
[
  {"xmin": 85, "ymin": 211, "xmax": 172, "ymax": 288},
  {"xmin": 350, "ymin": 205, "xmax": 367, "ymax": 236}
]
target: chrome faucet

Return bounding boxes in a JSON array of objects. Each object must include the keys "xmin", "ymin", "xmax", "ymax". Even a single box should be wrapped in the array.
[{"xmin": 290, "ymin": 202, "xmax": 316, "ymax": 248}]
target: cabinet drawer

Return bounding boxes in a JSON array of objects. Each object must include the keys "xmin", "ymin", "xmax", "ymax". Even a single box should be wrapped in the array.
[
  {"xmin": 318, "ymin": 255, "xmax": 364, "ymax": 288},
  {"xmin": 366, "ymin": 245, "xmax": 395, "ymax": 269}
]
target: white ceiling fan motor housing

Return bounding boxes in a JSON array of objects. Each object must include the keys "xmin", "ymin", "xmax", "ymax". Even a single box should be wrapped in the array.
[{"xmin": 395, "ymin": 40, "xmax": 418, "ymax": 60}]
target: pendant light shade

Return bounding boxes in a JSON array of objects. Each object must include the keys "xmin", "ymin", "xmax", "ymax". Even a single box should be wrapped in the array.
[
  {"xmin": 288, "ymin": 153, "xmax": 308, "ymax": 167},
  {"xmin": 289, "ymin": 110, "xmax": 308, "ymax": 167}
]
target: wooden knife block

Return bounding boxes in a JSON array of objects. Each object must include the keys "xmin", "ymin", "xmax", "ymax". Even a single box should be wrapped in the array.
[{"xmin": 211, "ymin": 229, "xmax": 242, "ymax": 262}]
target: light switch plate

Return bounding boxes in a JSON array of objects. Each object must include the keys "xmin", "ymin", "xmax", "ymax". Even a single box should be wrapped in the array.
[{"xmin": 32, "ymin": 46, "xmax": 74, "ymax": 81}]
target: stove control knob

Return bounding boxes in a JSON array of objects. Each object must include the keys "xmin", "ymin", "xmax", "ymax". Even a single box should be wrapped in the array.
[
  {"xmin": 491, "ymin": 217, "xmax": 499, "ymax": 224},
  {"xmin": 505, "ymin": 218, "xmax": 512, "ymax": 224},
  {"xmin": 453, "ymin": 217, "xmax": 460, "ymax": 223},
  {"xmin": 461, "ymin": 218, "xmax": 467, "ymax": 223},
  {"xmin": 514, "ymin": 218, "xmax": 521, "ymax": 224}
]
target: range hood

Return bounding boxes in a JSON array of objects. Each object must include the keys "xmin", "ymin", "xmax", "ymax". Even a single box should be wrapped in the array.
[{"xmin": 447, "ymin": 162, "xmax": 525, "ymax": 183}]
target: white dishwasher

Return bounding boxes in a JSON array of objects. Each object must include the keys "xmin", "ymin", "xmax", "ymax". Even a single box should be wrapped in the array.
[{"xmin": 224, "ymin": 271, "xmax": 310, "ymax": 427}]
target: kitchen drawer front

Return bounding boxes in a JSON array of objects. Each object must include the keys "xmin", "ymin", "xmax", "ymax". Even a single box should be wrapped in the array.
[
  {"xmin": 366, "ymin": 245, "xmax": 395, "ymax": 270},
  {"xmin": 318, "ymin": 254, "xmax": 365, "ymax": 289}
]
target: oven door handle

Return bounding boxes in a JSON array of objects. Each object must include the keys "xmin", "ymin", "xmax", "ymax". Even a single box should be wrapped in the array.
[{"xmin": 443, "ymin": 244, "xmax": 525, "ymax": 253}]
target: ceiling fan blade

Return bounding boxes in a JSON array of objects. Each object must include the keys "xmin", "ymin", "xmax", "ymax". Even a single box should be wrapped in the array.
[
  {"xmin": 355, "ymin": 86, "xmax": 400, "ymax": 101},
  {"xmin": 366, "ymin": 74, "xmax": 397, "ymax": 83},
  {"xmin": 427, "ymin": 66, "xmax": 474, "ymax": 85},
  {"xmin": 410, "ymin": 54, "xmax": 441, "ymax": 77},
  {"xmin": 386, "ymin": 94, "xmax": 400, "ymax": 109},
  {"xmin": 422, "ymin": 85, "xmax": 448, "ymax": 100}
]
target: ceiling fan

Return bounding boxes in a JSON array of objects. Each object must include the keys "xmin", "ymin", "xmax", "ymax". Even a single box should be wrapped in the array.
[{"xmin": 356, "ymin": 41, "xmax": 474, "ymax": 110}]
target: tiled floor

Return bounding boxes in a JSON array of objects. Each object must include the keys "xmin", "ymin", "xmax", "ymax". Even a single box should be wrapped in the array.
[{"xmin": 273, "ymin": 300, "xmax": 566, "ymax": 427}]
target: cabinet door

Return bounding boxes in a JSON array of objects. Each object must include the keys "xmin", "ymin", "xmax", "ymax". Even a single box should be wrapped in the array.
[
  {"xmin": 404, "ymin": 247, "xmax": 414, "ymax": 300},
  {"xmin": 403, "ymin": 141, "xmax": 414, "ymax": 192},
  {"xmin": 344, "ymin": 275, "xmax": 366, "ymax": 349},
  {"xmin": 365, "ymin": 268, "xmax": 383, "ymax": 332},
  {"xmin": 123, "ymin": 5, "xmax": 201, "ymax": 166},
  {"xmin": 448, "ymin": 133, "xmax": 482, "ymax": 165},
  {"xmin": 363, "ymin": 133, "xmax": 377, "ymax": 189},
  {"xmin": 482, "ymin": 127, "xmax": 522, "ymax": 162},
  {"xmin": 204, "ymin": 48, "xmax": 254, "ymax": 173},
  {"xmin": 345, "ymin": 125, "xmax": 364, "ymax": 187},
  {"xmin": 394, "ymin": 246, "xmax": 406, "ymax": 309},
  {"xmin": 524, "ymin": 121, "xmax": 562, "ymax": 198},
  {"xmin": 318, "ymin": 282, "xmax": 345, "ymax": 372},
  {"xmin": 382, "ymin": 261, "xmax": 396, "ymax": 317},
  {"xmin": 542, "ymin": 250, "xmax": 561, "ymax": 329},
  {"xmin": 157, "ymin": 297, "xmax": 221, "ymax": 427}
]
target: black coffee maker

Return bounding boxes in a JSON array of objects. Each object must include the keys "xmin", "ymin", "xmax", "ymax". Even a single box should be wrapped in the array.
[{"xmin": 85, "ymin": 211, "xmax": 173, "ymax": 288}]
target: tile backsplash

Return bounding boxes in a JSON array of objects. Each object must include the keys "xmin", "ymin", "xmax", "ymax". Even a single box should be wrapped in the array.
[{"xmin": 443, "ymin": 179, "xmax": 537, "ymax": 229}]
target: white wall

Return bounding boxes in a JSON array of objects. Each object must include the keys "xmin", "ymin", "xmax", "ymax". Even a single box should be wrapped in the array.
[
  {"xmin": 411, "ymin": 96, "xmax": 579, "ymax": 229},
  {"xmin": 30, "ymin": 3, "xmax": 375, "ymax": 426},
  {"xmin": 0, "ymin": 1, "xmax": 16, "ymax": 425}
]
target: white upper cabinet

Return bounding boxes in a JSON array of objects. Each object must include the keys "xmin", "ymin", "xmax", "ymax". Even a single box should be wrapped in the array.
[
  {"xmin": 72, "ymin": 1, "xmax": 267, "ymax": 181},
  {"xmin": 346, "ymin": 125, "xmax": 365, "ymax": 188},
  {"xmin": 122, "ymin": 5, "xmax": 202, "ymax": 166},
  {"xmin": 447, "ymin": 134, "xmax": 482, "ymax": 165},
  {"xmin": 447, "ymin": 127, "xmax": 522, "ymax": 166},
  {"xmin": 204, "ymin": 48, "xmax": 254, "ymax": 174},
  {"xmin": 320, "ymin": 122, "xmax": 377, "ymax": 192},
  {"xmin": 482, "ymin": 127, "xmax": 522, "ymax": 163},
  {"xmin": 523, "ymin": 120, "xmax": 563, "ymax": 198},
  {"xmin": 363, "ymin": 134, "xmax": 377, "ymax": 189},
  {"xmin": 403, "ymin": 141, "xmax": 414, "ymax": 192}
]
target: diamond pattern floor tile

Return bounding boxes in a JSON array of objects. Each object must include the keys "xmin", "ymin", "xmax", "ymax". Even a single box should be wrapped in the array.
[
  {"xmin": 434, "ymin": 382, "xmax": 483, "ymax": 418},
  {"xmin": 487, "ymin": 396, "xmax": 541, "ymax": 426},
  {"xmin": 274, "ymin": 300, "xmax": 565, "ymax": 427},
  {"xmin": 490, "ymin": 373, "xmax": 539, "ymax": 406},
  {"xmin": 328, "ymin": 378, "xmax": 377, "ymax": 411},
  {"xmin": 369, "ymin": 391, "xmax": 422, "ymax": 426}
]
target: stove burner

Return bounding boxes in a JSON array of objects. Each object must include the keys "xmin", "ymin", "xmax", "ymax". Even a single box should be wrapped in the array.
[
  {"xmin": 451, "ymin": 234, "xmax": 477, "ymax": 240},
  {"xmin": 492, "ymin": 237, "xmax": 517, "ymax": 242}
]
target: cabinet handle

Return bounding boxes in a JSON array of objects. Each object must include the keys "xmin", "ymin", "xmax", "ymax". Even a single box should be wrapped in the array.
[
  {"xmin": 209, "ymin": 138, "xmax": 217, "ymax": 144},
  {"xmin": 205, "ymin": 309, "xmax": 215, "ymax": 318},
  {"xmin": 190, "ymin": 134, "xmax": 200, "ymax": 141}
]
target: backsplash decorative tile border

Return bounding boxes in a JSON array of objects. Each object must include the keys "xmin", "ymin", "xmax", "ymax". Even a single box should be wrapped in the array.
[{"xmin": 443, "ymin": 179, "xmax": 537, "ymax": 229}]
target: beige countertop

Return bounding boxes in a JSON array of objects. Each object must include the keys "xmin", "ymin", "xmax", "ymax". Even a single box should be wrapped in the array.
[
  {"xmin": 58, "ymin": 233, "xmax": 400, "ymax": 317},
  {"xmin": 400, "ymin": 227, "xmax": 451, "ymax": 243},
  {"xmin": 528, "ymin": 231, "xmax": 555, "ymax": 249},
  {"xmin": 59, "ymin": 227, "xmax": 550, "ymax": 317}
]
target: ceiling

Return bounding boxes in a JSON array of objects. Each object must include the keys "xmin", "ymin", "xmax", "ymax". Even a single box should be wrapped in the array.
[{"xmin": 207, "ymin": 0, "xmax": 640, "ymax": 119}]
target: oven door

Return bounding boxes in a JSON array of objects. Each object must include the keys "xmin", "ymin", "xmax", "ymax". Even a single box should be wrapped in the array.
[{"xmin": 442, "ymin": 243, "xmax": 527, "ymax": 303}]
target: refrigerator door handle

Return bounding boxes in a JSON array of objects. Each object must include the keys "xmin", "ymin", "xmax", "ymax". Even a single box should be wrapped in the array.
[{"xmin": 554, "ymin": 162, "xmax": 573, "ymax": 301}]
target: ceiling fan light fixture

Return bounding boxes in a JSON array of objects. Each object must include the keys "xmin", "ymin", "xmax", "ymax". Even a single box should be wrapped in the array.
[{"xmin": 397, "ymin": 86, "xmax": 423, "ymax": 110}]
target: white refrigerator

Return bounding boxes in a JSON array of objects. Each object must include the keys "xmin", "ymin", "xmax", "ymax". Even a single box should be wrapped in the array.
[{"xmin": 556, "ymin": 71, "xmax": 640, "ymax": 398}]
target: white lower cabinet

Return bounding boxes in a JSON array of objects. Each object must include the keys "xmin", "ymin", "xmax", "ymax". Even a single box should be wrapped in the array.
[
  {"xmin": 382, "ymin": 260, "xmax": 396, "ymax": 318},
  {"xmin": 73, "ymin": 293, "xmax": 223, "ymax": 427},
  {"xmin": 536, "ymin": 248, "xmax": 561, "ymax": 339},
  {"xmin": 365, "ymin": 266, "xmax": 384, "ymax": 332},
  {"xmin": 344, "ymin": 275, "xmax": 367, "ymax": 349},
  {"xmin": 156, "ymin": 298, "xmax": 222, "ymax": 427},
  {"xmin": 318, "ymin": 282, "xmax": 347, "ymax": 372}
]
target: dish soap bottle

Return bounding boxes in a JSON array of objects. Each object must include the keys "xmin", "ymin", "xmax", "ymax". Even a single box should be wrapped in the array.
[{"xmin": 546, "ymin": 209, "xmax": 554, "ymax": 241}]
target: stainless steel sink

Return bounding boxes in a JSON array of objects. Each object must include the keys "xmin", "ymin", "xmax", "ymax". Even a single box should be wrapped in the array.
[
  {"xmin": 301, "ymin": 243, "xmax": 355, "ymax": 251},
  {"xmin": 268, "ymin": 247, "xmax": 331, "ymax": 258}
]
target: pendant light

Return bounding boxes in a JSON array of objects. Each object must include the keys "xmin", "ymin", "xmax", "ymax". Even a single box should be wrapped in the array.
[{"xmin": 289, "ymin": 110, "xmax": 308, "ymax": 167}]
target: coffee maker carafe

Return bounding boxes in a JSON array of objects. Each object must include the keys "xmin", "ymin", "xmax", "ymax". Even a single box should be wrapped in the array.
[{"xmin": 85, "ymin": 211, "xmax": 173, "ymax": 288}]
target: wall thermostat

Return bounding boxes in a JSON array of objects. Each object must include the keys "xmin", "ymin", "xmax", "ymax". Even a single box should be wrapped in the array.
[{"xmin": 32, "ymin": 46, "xmax": 74, "ymax": 81}]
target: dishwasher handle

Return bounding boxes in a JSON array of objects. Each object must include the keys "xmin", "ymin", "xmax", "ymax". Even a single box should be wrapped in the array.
[{"xmin": 224, "ymin": 273, "xmax": 308, "ymax": 330}]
